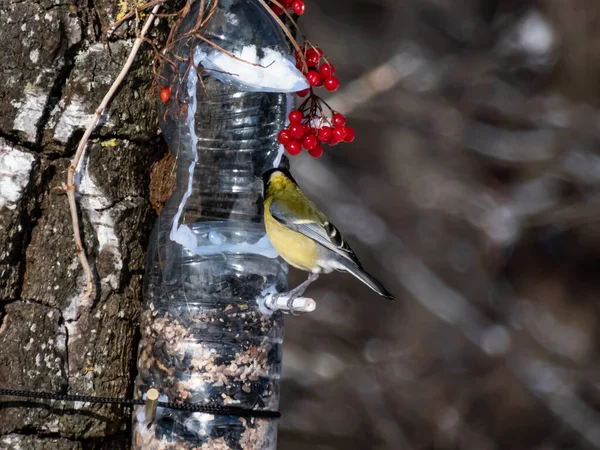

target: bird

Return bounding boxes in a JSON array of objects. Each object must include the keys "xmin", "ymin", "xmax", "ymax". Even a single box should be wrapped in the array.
[{"xmin": 262, "ymin": 167, "xmax": 395, "ymax": 308}]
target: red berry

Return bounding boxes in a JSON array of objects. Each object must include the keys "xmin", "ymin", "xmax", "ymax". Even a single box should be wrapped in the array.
[
  {"xmin": 317, "ymin": 126, "xmax": 332, "ymax": 142},
  {"xmin": 289, "ymin": 123, "xmax": 305, "ymax": 139},
  {"xmin": 333, "ymin": 126, "xmax": 346, "ymax": 141},
  {"xmin": 271, "ymin": 4, "xmax": 284, "ymax": 15},
  {"xmin": 305, "ymin": 48, "xmax": 320, "ymax": 67},
  {"xmin": 160, "ymin": 86, "xmax": 171, "ymax": 104},
  {"xmin": 319, "ymin": 63, "xmax": 335, "ymax": 79},
  {"xmin": 302, "ymin": 134, "xmax": 318, "ymax": 150},
  {"xmin": 306, "ymin": 70, "xmax": 321, "ymax": 87},
  {"xmin": 324, "ymin": 76, "xmax": 340, "ymax": 92},
  {"xmin": 285, "ymin": 140, "xmax": 302, "ymax": 155},
  {"xmin": 292, "ymin": 0, "xmax": 305, "ymax": 16},
  {"xmin": 332, "ymin": 113, "xmax": 346, "ymax": 127},
  {"xmin": 289, "ymin": 110, "xmax": 303, "ymax": 123},
  {"xmin": 277, "ymin": 129, "xmax": 291, "ymax": 145},
  {"xmin": 343, "ymin": 127, "xmax": 355, "ymax": 143},
  {"xmin": 281, "ymin": 0, "xmax": 293, "ymax": 6},
  {"xmin": 296, "ymin": 88, "xmax": 310, "ymax": 97},
  {"xmin": 308, "ymin": 144, "xmax": 324, "ymax": 158},
  {"xmin": 328, "ymin": 136, "xmax": 341, "ymax": 146}
]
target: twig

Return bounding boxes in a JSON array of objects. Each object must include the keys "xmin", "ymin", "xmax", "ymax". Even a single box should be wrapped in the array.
[
  {"xmin": 270, "ymin": 0, "xmax": 302, "ymax": 36},
  {"xmin": 192, "ymin": 33, "xmax": 264, "ymax": 66},
  {"xmin": 67, "ymin": 4, "xmax": 161, "ymax": 299},
  {"xmin": 105, "ymin": 0, "xmax": 167, "ymax": 38},
  {"xmin": 255, "ymin": 0, "xmax": 307, "ymax": 71}
]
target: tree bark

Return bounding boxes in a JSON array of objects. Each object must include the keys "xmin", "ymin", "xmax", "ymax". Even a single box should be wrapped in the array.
[{"xmin": 0, "ymin": 1, "xmax": 162, "ymax": 448}]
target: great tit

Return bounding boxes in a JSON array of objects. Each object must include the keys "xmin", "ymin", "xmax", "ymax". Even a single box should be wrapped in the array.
[{"xmin": 263, "ymin": 167, "xmax": 395, "ymax": 306}]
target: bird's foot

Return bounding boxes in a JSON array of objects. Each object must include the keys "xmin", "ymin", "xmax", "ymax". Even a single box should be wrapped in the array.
[{"xmin": 262, "ymin": 273, "xmax": 319, "ymax": 315}]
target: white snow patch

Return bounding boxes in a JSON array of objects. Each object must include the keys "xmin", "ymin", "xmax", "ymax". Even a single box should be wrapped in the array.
[
  {"xmin": 199, "ymin": 45, "xmax": 309, "ymax": 93},
  {"xmin": 208, "ymin": 230, "xmax": 223, "ymax": 245},
  {"xmin": 54, "ymin": 94, "xmax": 106, "ymax": 144},
  {"xmin": 63, "ymin": 288, "xmax": 91, "ymax": 344},
  {"xmin": 173, "ymin": 224, "xmax": 278, "ymax": 258},
  {"xmin": 77, "ymin": 155, "xmax": 123, "ymax": 290},
  {"xmin": 12, "ymin": 87, "xmax": 49, "ymax": 142},
  {"xmin": 0, "ymin": 143, "xmax": 35, "ymax": 210}
]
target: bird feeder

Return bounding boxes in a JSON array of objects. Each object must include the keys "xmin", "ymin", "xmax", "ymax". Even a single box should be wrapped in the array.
[{"xmin": 132, "ymin": 0, "xmax": 309, "ymax": 448}]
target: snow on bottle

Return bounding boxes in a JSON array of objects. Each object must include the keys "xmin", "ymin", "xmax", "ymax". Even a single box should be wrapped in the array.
[{"xmin": 132, "ymin": 1, "xmax": 308, "ymax": 449}]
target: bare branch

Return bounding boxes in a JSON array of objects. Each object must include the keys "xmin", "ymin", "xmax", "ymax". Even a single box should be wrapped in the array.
[{"xmin": 67, "ymin": 4, "xmax": 161, "ymax": 299}]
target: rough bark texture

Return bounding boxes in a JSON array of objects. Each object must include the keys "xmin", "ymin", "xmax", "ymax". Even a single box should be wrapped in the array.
[{"xmin": 0, "ymin": 1, "xmax": 163, "ymax": 448}]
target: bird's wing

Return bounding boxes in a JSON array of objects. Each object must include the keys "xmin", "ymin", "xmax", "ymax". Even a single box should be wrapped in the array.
[{"xmin": 269, "ymin": 196, "xmax": 361, "ymax": 266}]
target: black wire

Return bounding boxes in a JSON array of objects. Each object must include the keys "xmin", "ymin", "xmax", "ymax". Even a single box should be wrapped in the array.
[{"xmin": 0, "ymin": 388, "xmax": 280, "ymax": 419}]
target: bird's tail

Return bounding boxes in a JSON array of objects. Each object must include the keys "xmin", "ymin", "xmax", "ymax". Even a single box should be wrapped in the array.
[{"xmin": 338, "ymin": 259, "xmax": 395, "ymax": 301}]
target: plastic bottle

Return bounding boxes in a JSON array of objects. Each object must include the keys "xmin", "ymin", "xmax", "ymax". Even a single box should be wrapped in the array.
[{"xmin": 132, "ymin": 1, "xmax": 306, "ymax": 448}]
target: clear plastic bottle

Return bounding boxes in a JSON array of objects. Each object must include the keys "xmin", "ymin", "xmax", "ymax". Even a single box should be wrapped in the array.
[{"xmin": 132, "ymin": 1, "xmax": 302, "ymax": 448}]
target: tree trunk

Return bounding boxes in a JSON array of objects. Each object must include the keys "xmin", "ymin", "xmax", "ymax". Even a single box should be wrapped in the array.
[{"xmin": 0, "ymin": 1, "xmax": 162, "ymax": 448}]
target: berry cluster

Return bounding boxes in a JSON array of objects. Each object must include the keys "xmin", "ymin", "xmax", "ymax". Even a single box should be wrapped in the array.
[
  {"xmin": 278, "ymin": 109, "xmax": 354, "ymax": 158},
  {"xmin": 295, "ymin": 47, "xmax": 339, "ymax": 94},
  {"xmin": 270, "ymin": 0, "xmax": 305, "ymax": 16},
  {"xmin": 276, "ymin": 44, "xmax": 354, "ymax": 158}
]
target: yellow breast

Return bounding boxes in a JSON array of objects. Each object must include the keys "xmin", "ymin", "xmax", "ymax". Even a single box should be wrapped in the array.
[{"xmin": 264, "ymin": 205, "xmax": 319, "ymax": 272}]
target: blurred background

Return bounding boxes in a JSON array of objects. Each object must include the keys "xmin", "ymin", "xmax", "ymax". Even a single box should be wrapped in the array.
[{"xmin": 278, "ymin": 1, "xmax": 600, "ymax": 449}]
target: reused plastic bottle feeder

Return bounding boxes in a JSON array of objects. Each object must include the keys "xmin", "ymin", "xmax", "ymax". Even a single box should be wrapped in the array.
[{"xmin": 132, "ymin": 1, "xmax": 308, "ymax": 448}]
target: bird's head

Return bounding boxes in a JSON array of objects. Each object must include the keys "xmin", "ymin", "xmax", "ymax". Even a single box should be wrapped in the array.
[{"xmin": 262, "ymin": 168, "xmax": 299, "ymax": 197}]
